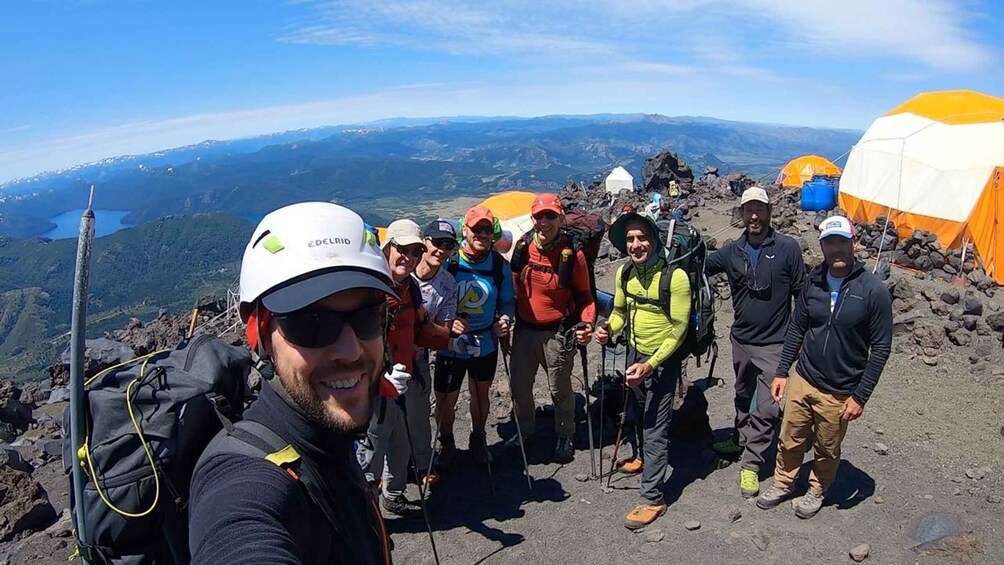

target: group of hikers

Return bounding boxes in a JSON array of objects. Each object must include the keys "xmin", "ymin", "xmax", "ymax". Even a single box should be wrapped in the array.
[{"xmin": 185, "ymin": 187, "xmax": 894, "ymax": 563}]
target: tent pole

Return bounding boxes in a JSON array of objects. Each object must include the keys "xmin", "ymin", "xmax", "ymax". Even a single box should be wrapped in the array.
[{"xmin": 873, "ymin": 207, "xmax": 893, "ymax": 274}]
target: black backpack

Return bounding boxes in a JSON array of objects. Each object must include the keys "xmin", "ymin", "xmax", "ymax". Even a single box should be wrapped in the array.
[
  {"xmin": 62, "ymin": 335, "xmax": 347, "ymax": 565},
  {"xmin": 618, "ymin": 219, "xmax": 717, "ymax": 364}
]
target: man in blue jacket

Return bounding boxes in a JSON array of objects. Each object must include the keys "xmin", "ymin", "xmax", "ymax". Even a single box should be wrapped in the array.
[{"xmin": 757, "ymin": 215, "xmax": 893, "ymax": 519}]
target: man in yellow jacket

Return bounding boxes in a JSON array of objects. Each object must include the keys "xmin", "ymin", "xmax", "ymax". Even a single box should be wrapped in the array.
[{"xmin": 595, "ymin": 211, "xmax": 690, "ymax": 530}]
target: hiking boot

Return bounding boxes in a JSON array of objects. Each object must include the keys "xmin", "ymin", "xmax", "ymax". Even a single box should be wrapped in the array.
[
  {"xmin": 623, "ymin": 501, "xmax": 668, "ymax": 530},
  {"xmin": 617, "ymin": 458, "xmax": 644, "ymax": 475},
  {"xmin": 792, "ymin": 491, "xmax": 824, "ymax": 519},
  {"xmin": 469, "ymin": 430, "xmax": 493, "ymax": 465},
  {"xmin": 380, "ymin": 494, "xmax": 411, "ymax": 516},
  {"xmin": 435, "ymin": 433, "xmax": 457, "ymax": 469},
  {"xmin": 554, "ymin": 436, "xmax": 574, "ymax": 464},
  {"xmin": 740, "ymin": 468, "xmax": 760, "ymax": 499},
  {"xmin": 712, "ymin": 437, "xmax": 743, "ymax": 457},
  {"xmin": 755, "ymin": 484, "xmax": 792, "ymax": 510},
  {"xmin": 504, "ymin": 431, "xmax": 533, "ymax": 451}
]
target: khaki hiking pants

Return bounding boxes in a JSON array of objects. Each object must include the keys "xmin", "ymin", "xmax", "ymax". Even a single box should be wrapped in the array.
[
  {"xmin": 509, "ymin": 325, "xmax": 576, "ymax": 440},
  {"xmin": 772, "ymin": 371, "xmax": 849, "ymax": 496}
]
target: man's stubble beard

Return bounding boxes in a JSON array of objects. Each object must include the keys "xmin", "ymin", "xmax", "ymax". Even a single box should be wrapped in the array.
[{"xmin": 274, "ymin": 356, "xmax": 381, "ymax": 435}]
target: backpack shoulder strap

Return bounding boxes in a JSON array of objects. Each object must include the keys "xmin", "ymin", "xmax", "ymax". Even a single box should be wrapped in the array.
[
  {"xmin": 510, "ymin": 232, "xmax": 534, "ymax": 279},
  {"xmin": 447, "ymin": 260, "xmax": 458, "ymax": 277},
  {"xmin": 490, "ymin": 250, "xmax": 505, "ymax": 291},
  {"xmin": 657, "ymin": 263, "xmax": 676, "ymax": 318},
  {"xmin": 225, "ymin": 421, "xmax": 345, "ymax": 542}
]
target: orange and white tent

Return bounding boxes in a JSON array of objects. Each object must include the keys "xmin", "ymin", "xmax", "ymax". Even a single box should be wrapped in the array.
[
  {"xmin": 477, "ymin": 191, "xmax": 537, "ymax": 259},
  {"xmin": 776, "ymin": 155, "xmax": 842, "ymax": 188},
  {"xmin": 839, "ymin": 90, "xmax": 1004, "ymax": 283}
]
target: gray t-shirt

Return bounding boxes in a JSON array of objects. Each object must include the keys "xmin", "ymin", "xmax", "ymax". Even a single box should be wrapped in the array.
[{"xmin": 414, "ymin": 267, "xmax": 458, "ymax": 325}]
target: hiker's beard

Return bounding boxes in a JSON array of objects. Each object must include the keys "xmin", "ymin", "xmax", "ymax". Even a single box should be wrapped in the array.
[{"xmin": 273, "ymin": 347, "xmax": 382, "ymax": 435}]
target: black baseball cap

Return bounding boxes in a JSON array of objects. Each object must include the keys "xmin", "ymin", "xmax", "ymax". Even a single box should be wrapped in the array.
[{"xmin": 422, "ymin": 219, "xmax": 457, "ymax": 239}]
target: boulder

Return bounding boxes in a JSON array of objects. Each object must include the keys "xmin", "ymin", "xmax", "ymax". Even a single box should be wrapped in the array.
[
  {"xmin": 930, "ymin": 301, "xmax": 951, "ymax": 317},
  {"xmin": 948, "ymin": 330, "xmax": 972, "ymax": 347},
  {"xmin": 930, "ymin": 252, "xmax": 946, "ymax": 270},
  {"xmin": 641, "ymin": 150, "xmax": 694, "ymax": 193},
  {"xmin": 0, "ymin": 381, "xmax": 33, "ymax": 435},
  {"xmin": 986, "ymin": 312, "xmax": 1004, "ymax": 332},
  {"xmin": 962, "ymin": 315, "xmax": 980, "ymax": 332},
  {"xmin": 913, "ymin": 255, "xmax": 933, "ymax": 271},
  {"xmin": 962, "ymin": 296, "xmax": 983, "ymax": 316},
  {"xmin": 0, "ymin": 444, "xmax": 33, "ymax": 474},
  {"xmin": 34, "ymin": 439, "xmax": 63, "ymax": 462},
  {"xmin": 932, "ymin": 270, "xmax": 954, "ymax": 283},
  {"xmin": 912, "ymin": 322, "xmax": 944, "ymax": 349},
  {"xmin": 49, "ymin": 338, "xmax": 136, "ymax": 388},
  {"xmin": 46, "ymin": 387, "xmax": 70, "ymax": 405},
  {"xmin": 0, "ymin": 466, "xmax": 57, "ymax": 542},
  {"xmin": 889, "ymin": 276, "xmax": 915, "ymax": 301},
  {"xmin": 941, "ymin": 289, "xmax": 961, "ymax": 305}
]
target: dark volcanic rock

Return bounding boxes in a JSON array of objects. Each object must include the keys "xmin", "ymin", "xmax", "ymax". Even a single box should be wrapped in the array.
[
  {"xmin": 49, "ymin": 338, "xmax": 137, "ymax": 388},
  {"xmin": 642, "ymin": 150, "xmax": 694, "ymax": 193},
  {"xmin": 0, "ymin": 466, "xmax": 57, "ymax": 542},
  {"xmin": 0, "ymin": 381, "xmax": 33, "ymax": 435}
]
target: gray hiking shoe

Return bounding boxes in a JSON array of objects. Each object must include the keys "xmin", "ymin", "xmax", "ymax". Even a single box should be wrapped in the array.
[
  {"xmin": 381, "ymin": 493, "xmax": 412, "ymax": 516},
  {"xmin": 792, "ymin": 491, "xmax": 824, "ymax": 519},
  {"xmin": 755, "ymin": 484, "xmax": 792, "ymax": 510},
  {"xmin": 554, "ymin": 436, "xmax": 574, "ymax": 464}
]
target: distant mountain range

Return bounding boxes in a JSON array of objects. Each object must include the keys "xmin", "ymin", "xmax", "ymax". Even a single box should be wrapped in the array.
[{"xmin": 0, "ymin": 114, "xmax": 860, "ymax": 238}]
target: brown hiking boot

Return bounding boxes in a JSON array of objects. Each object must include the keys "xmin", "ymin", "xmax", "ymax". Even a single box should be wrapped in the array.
[
  {"xmin": 623, "ymin": 501, "xmax": 668, "ymax": 530},
  {"xmin": 617, "ymin": 458, "xmax": 644, "ymax": 475}
]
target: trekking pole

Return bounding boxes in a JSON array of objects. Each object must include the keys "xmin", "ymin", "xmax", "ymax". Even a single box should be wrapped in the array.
[
  {"xmin": 597, "ymin": 341, "xmax": 607, "ymax": 486},
  {"xmin": 396, "ymin": 397, "xmax": 441, "ymax": 565},
  {"xmin": 605, "ymin": 336, "xmax": 632, "ymax": 492},
  {"xmin": 69, "ymin": 186, "xmax": 96, "ymax": 565},
  {"xmin": 500, "ymin": 344, "xmax": 533, "ymax": 493},
  {"xmin": 574, "ymin": 324, "xmax": 597, "ymax": 479},
  {"xmin": 467, "ymin": 365, "xmax": 497, "ymax": 501}
]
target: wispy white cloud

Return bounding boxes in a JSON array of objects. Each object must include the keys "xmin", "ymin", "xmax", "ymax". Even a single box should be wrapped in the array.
[
  {"xmin": 280, "ymin": 0, "xmax": 996, "ymax": 72},
  {"xmin": 4, "ymin": 124, "xmax": 32, "ymax": 133}
]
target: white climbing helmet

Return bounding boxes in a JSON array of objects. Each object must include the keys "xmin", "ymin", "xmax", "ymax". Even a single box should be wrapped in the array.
[{"xmin": 238, "ymin": 202, "xmax": 394, "ymax": 318}]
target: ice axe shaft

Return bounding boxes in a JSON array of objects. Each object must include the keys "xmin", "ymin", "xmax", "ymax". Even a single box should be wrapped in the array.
[{"xmin": 577, "ymin": 342, "xmax": 597, "ymax": 479}]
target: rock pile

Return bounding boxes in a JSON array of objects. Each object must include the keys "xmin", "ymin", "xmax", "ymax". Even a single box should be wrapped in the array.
[
  {"xmin": 694, "ymin": 170, "xmax": 756, "ymax": 198},
  {"xmin": 641, "ymin": 150, "xmax": 694, "ymax": 193}
]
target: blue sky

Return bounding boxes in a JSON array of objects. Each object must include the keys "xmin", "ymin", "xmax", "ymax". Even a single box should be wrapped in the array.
[{"xmin": 1, "ymin": 0, "xmax": 1001, "ymax": 182}]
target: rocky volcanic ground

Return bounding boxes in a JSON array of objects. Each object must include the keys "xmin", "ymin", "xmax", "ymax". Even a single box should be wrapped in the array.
[{"xmin": 2, "ymin": 161, "xmax": 1003, "ymax": 564}]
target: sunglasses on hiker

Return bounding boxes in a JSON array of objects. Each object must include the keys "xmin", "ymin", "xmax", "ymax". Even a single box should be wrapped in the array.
[
  {"xmin": 274, "ymin": 303, "xmax": 385, "ymax": 348},
  {"xmin": 469, "ymin": 224, "xmax": 493, "ymax": 236},
  {"xmin": 533, "ymin": 211, "xmax": 559, "ymax": 221},
  {"xmin": 742, "ymin": 253, "xmax": 771, "ymax": 294},
  {"xmin": 429, "ymin": 237, "xmax": 457, "ymax": 251},
  {"xmin": 393, "ymin": 242, "xmax": 425, "ymax": 259}
]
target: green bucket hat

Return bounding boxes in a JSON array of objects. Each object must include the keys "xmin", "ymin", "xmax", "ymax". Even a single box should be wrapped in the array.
[{"xmin": 608, "ymin": 212, "xmax": 664, "ymax": 256}]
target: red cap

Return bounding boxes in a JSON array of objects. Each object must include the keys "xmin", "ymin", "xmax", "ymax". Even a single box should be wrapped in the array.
[
  {"xmin": 464, "ymin": 205, "xmax": 495, "ymax": 228},
  {"xmin": 532, "ymin": 193, "xmax": 563, "ymax": 215}
]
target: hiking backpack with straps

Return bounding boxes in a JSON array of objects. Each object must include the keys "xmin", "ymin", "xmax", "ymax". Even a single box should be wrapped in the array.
[
  {"xmin": 619, "ymin": 219, "xmax": 717, "ymax": 364},
  {"xmin": 61, "ymin": 335, "xmax": 351, "ymax": 565},
  {"xmin": 510, "ymin": 209, "xmax": 607, "ymax": 298}
]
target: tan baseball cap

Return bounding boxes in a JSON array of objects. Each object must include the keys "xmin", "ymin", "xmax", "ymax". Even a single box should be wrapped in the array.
[{"xmin": 740, "ymin": 187, "xmax": 770, "ymax": 206}]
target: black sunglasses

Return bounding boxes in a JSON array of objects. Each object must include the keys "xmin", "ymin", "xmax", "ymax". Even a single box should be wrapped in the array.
[
  {"xmin": 533, "ymin": 211, "xmax": 559, "ymax": 221},
  {"xmin": 393, "ymin": 242, "xmax": 425, "ymax": 259},
  {"xmin": 430, "ymin": 237, "xmax": 457, "ymax": 251},
  {"xmin": 742, "ymin": 253, "xmax": 771, "ymax": 294},
  {"xmin": 274, "ymin": 303, "xmax": 385, "ymax": 349},
  {"xmin": 470, "ymin": 225, "xmax": 493, "ymax": 236}
]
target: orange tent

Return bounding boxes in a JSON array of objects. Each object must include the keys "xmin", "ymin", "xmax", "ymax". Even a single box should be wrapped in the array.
[
  {"xmin": 839, "ymin": 90, "xmax": 1004, "ymax": 283},
  {"xmin": 776, "ymin": 155, "xmax": 842, "ymax": 188}
]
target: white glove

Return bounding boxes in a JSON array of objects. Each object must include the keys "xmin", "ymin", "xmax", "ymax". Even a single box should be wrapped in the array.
[
  {"xmin": 449, "ymin": 334, "xmax": 482, "ymax": 357},
  {"xmin": 382, "ymin": 363, "xmax": 411, "ymax": 397}
]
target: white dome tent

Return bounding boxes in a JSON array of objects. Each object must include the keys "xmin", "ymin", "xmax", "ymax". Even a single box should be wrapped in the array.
[{"xmin": 604, "ymin": 166, "xmax": 633, "ymax": 194}]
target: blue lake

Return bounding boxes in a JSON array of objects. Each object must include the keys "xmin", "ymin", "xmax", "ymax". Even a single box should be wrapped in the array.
[{"xmin": 42, "ymin": 209, "xmax": 135, "ymax": 240}]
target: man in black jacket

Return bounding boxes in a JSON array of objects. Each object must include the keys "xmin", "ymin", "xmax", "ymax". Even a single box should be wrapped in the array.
[
  {"xmin": 189, "ymin": 202, "xmax": 396, "ymax": 564},
  {"xmin": 757, "ymin": 215, "xmax": 893, "ymax": 519},
  {"xmin": 706, "ymin": 187, "xmax": 805, "ymax": 498}
]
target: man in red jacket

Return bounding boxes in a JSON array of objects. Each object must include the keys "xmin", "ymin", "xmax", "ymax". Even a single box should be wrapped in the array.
[
  {"xmin": 357, "ymin": 219, "xmax": 477, "ymax": 514},
  {"xmin": 508, "ymin": 193, "xmax": 595, "ymax": 463}
]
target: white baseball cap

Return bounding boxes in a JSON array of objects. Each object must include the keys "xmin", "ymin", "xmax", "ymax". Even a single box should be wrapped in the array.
[
  {"xmin": 383, "ymin": 219, "xmax": 423, "ymax": 249},
  {"xmin": 238, "ymin": 202, "xmax": 395, "ymax": 317},
  {"xmin": 818, "ymin": 215, "xmax": 856, "ymax": 240},
  {"xmin": 740, "ymin": 187, "xmax": 770, "ymax": 206}
]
